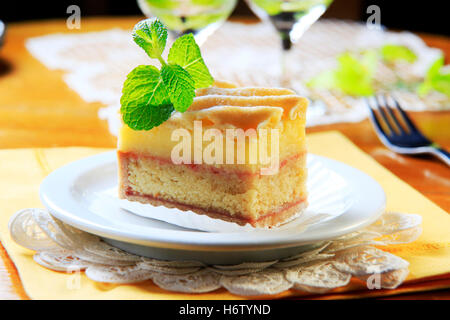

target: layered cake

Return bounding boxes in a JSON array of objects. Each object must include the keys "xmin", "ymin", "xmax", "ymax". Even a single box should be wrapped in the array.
[{"xmin": 118, "ymin": 82, "xmax": 308, "ymax": 227}]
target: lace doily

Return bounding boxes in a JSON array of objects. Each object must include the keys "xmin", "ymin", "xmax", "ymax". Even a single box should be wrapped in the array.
[
  {"xmin": 25, "ymin": 20, "xmax": 446, "ymax": 136},
  {"xmin": 9, "ymin": 208, "xmax": 421, "ymax": 296}
]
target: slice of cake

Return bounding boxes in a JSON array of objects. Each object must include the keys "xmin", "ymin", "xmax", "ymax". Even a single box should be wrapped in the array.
[{"xmin": 118, "ymin": 82, "xmax": 308, "ymax": 227}]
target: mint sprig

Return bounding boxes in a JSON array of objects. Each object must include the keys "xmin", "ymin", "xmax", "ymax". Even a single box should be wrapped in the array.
[{"xmin": 121, "ymin": 18, "xmax": 213, "ymax": 131}]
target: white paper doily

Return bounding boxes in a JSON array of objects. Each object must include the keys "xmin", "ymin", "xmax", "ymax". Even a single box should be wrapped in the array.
[
  {"xmin": 9, "ymin": 208, "xmax": 421, "ymax": 296},
  {"xmin": 25, "ymin": 20, "xmax": 446, "ymax": 137}
]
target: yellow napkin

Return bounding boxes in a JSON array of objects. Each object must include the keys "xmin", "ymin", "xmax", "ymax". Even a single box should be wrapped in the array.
[{"xmin": 0, "ymin": 131, "xmax": 449, "ymax": 299}]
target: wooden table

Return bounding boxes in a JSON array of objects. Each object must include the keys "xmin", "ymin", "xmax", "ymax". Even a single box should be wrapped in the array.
[{"xmin": 0, "ymin": 17, "xmax": 449, "ymax": 300}]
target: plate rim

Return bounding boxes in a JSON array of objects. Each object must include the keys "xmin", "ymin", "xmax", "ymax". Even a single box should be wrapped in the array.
[{"xmin": 40, "ymin": 151, "xmax": 386, "ymax": 251}]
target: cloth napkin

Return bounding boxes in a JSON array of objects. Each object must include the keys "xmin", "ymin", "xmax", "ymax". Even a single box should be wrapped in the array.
[{"xmin": 0, "ymin": 131, "xmax": 449, "ymax": 299}]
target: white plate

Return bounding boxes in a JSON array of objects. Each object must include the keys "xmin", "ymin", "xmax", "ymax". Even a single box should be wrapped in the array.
[{"xmin": 40, "ymin": 151, "xmax": 385, "ymax": 264}]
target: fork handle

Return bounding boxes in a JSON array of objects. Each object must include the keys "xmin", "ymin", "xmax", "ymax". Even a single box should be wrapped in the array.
[{"xmin": 429, "ymin": 147, "xmax": 450, "ymax": 167}]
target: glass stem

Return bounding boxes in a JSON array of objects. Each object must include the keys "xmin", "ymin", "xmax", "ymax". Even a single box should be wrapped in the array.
[{"xmin": 280, "ymin": 31, "xmax": 293, "ymax": 88}]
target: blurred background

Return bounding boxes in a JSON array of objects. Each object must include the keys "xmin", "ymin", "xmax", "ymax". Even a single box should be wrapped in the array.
[{"xmin": 0, "ymin": 0, "xmax": 448, "ymax": 36}]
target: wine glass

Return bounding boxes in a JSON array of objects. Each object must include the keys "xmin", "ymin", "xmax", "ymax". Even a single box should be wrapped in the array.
[
  {"xmin": 246, "ymin": 0, "xmax": 333, "ymax": 85},
  {"xmin": 137, "ymin": 0, "xmax": 238, "ymax": 45}
]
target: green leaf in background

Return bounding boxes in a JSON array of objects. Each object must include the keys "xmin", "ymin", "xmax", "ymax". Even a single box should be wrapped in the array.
[
  {"xmin": 161, "ymin": 64, "xmax": 196, "ymax": 112},
  {"xmin": 168, "ymin": 33, "xmax": 214, "ymax": 88},
  {"xmin": 431, "ymin": 74, "xmax": 450, "ymax": 95},
  {"xmin": 306, "ymin": 70, "xmax": 335, "ymax": 89},
  {"xmin": 381, "ymin": 44, "xmax": 417, "ymax": 63},
  {"xmin": 417, "ymin": 58, "xmax": 442, "ymax": 97},
  {"xmin": 418, "ymin": 57, "xmax": 450, "ymax": 97},
  {"xmin": 120, "ymin": 65, "xmax": 174, "ymax": 130},
  {"xmin": 335, "ymin": 51, "xmax": 377, "ymax": 96},
  {"xmin": 427, "ymin": 57, "xmax": 445, "ymax": 79},
  {"xmin": 306, "ymin": 43, "xmax": 450, "ymax": 98},
  {"xmin": 132, "ymin": 18, "xmax": 167, "ymax": 60},
  {"xmin": 308, "ymin": 50, "xmax": 377, "ymax": 96}
]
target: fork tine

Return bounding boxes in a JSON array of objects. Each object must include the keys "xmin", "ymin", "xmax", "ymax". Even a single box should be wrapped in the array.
[
  {"xmin": 375, "ymin": 95, "xmax": 397, "ymax": 135},
  {"xmin": 365, "ymin": 97, "xmax": 388, "ymax": 137},
  {"xmin": 381, "ymin": 95, "xmax": 406, "ymax": 135},
  {"xmin": 390, "ymin": 96, "xmax": 419, "ymax": 133}
]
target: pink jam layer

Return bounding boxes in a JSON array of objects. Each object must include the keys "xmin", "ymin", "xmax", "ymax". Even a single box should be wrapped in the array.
[
  {"xmin": 125, "ymin": 187, "xmax": 306, "ymax": 226},
  {"xmin": 118, "ymin": 150, "xmax": 305, "ymax": 179}
]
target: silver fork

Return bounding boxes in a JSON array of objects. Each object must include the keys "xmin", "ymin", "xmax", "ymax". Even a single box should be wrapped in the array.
[
  {"xmin": 0, "ymin": 20, "xmax": 5, "ymax": 48},
  {"xmin": 365, "ymin": 94, "xmax": 450, "ymax": 167}
]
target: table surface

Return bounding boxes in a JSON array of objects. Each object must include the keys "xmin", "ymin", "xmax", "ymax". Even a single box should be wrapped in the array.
[{"xmin": 0, "ymin": 17, "xmax": 449, "ymax": 300}]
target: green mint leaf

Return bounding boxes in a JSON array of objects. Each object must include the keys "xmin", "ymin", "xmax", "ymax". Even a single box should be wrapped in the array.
[
  {"xmin": 161, "ymin": 64, "xmax": 195, "ymax": 112},
  {"xmin": 168, "ymin": 33, "xmax": 213, "ymax": 89},
  {"xmin": 120, "ymin": 65, "xmax": 174, "ymax": 130},
  {"xmin": 381, "ymin": 44, "xmax": 417, "ymax": 63},
  {"xmin": 132, "ymin": 18, "xmax": 167, "ymax": 60}
]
